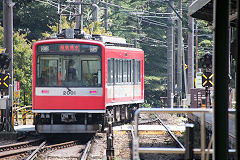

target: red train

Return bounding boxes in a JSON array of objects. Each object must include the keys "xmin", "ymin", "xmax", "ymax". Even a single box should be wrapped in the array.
[{"xmin": 32, "ymin": 34, "xmax": 144, "ymax": 133}]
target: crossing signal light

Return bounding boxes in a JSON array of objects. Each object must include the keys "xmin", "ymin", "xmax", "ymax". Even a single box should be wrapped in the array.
[
  {"xmin": 202, "ymin": 72, "xmax": 214, "ymax": 87},
  {"xmin": 0, "ymin": 53, "xmax": 11, "ymax": 70},
  {"xmin": 0, "ymin": 73, "xmax": 10, "ymax": 90},
  {"xmin": 200, "ymin": 53, "xmax": 212, "ymax": 69}
]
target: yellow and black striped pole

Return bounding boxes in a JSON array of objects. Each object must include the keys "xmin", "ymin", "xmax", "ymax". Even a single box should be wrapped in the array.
[
  {"xmin": 22, "ymin": 109, "xmax": 26, "ymax": 125},
  {"xmin": 12, "ymin": 107, "xmax": 15, "ymax": 126}
]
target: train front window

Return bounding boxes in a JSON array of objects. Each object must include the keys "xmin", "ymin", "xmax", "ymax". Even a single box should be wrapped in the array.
[{"xmin": 36, "ymin": 55, "xmax": 102, "ymax": 87}]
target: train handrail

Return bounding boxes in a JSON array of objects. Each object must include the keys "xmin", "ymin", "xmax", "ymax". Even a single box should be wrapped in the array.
[{"xmin": 132, "ymin": 108, "xmax": 236, "ymax": 160}]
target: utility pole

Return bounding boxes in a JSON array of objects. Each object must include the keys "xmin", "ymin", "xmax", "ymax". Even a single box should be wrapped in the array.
[
  {"xmin": 167, "ymin": 0, "xmax": 174, "ymax": 108},
  {"xmin": 75, "ymin": 0, "xmax": 82, "ymax": 30},
  {"xmin": 177, "ymin": 0, "xmax": 182, "ymax": 106},
  {"xmin": 195, "ymin": 22, "xmax": 198, "ymax": 73},
  {"xmin": 2, "ymin": 0, "xmax": 15, "ymax": 133},
  {"xmin": 104, "ymin": 0, "xmax": 108, "ymax": 32},
  {"xmin": 58, "ymin": 0, "xmax": 62, "ymax": 33},
  {"xmin": 187, "ymin": 0, "xmax": 194, "ymax": 94}
]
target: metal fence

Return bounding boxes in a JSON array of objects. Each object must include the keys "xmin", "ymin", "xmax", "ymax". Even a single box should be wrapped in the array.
[{"xmin": 132, "ymin": 108, "xmax": 236, "ymax": 160}]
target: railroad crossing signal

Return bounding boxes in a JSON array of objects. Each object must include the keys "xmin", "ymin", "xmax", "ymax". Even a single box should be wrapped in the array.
[
  {"xmin": 202, "ymin": 72, "xmax": 214, "ymax": 87},
  {"xmin": 0, "ymin": 73, "xmax": 10, "ymax": 89},
  {"xmin": 200, "ymin": 53, "xmax": 212, "ymax": 69},
  {"xmin": 0, "ymin": 52, "xmax": 11, "ymax": 70}
]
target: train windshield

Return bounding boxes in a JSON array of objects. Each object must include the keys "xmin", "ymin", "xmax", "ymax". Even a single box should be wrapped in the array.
[{"xmin": 36, "ymin": 54, "xmax": 102, "ymax": 87}]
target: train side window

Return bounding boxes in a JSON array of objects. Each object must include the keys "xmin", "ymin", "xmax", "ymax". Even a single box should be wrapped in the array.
[
  {"xmin": 138, "ymin": 60, "xmax": 141, "ymax": 82},
  {"xmin": 108, "ymin": 59, "xmax": 113, "ymax": 84},
  {"xmin": 123, "ymin": 60, "xmax": 127, "ymax": 83},
  {"xmin": 131, "ymin": 60, "xmax": 134, "ymax": 83},
  {"xmin": 133, "ymin": 60, "xmax": 141, "ymax": 83},
  {"xmin": 119, "ymin": 60, "xmax": 123, "ymax": 83},
  {"xmin": 127, "ymin": 60, "xmax": 131, "ymax": 83},
  {"xmin": 114, "ymin": 59, "xmax": 119, "ymax": 83}
]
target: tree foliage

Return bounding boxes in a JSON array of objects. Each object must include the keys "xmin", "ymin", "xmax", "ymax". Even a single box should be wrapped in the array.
[
  {"xmin": 13, "ymin": 0, "xmax": 58, "ymax": 41},
  {"xmin": 0, "ymin": 0, "xmax": 213, "ymax": 106},
  {"xmin": 0, "ymin": 24, "xmax": 32, "ymax": 105}
]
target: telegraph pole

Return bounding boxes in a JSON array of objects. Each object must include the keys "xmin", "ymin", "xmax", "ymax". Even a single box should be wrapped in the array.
[
  {"xmin": 75, "ymin": 0, "xmax": 82, "ymax": 30},
  {"xmin": 167, "ymin": 0, "xmax": 174, "ymax": 108},
  {"xmin": 2, "ymin": 0, "xmax": 15, "ymax": 133},
  {"xmin": 177, "ymin": 0, "xmax": 182, "ymax": 105},
  {"xmin": 104, "ymin": 0, "xmax": 108, "ymax": 32},
  {"xmin": 187, "ymin": 0, "xmax": 194, "ymax": 94}
]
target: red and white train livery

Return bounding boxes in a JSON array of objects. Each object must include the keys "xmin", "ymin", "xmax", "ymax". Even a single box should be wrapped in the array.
[{"xmin": 32, "ymin": 35, "xmax": 144, "ymax": 133}]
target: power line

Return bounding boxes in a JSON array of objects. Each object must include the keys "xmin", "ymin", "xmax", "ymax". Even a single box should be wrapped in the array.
[
  {"xmin": 35, "ymin": 0, "xmax": 72, "ymax": 13},
  {"xmin": 98, "ymin": 1, "xmax": 172, "ymax": 17},
  {"xmin": 118, "ymin": 11, "xmax": 169, "ymax": 28}
]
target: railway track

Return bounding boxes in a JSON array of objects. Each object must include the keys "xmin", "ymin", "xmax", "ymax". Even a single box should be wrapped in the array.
[
  {"xmin": 80, "ymin": 138, "xmax": 94, "ymax": 160},
  {"xmin": 25, "ymin": 136, "xmax": 94, "ymax": 160},
  {"xmin": 0, "ymin": 138, "xmax": 44, "ymax": 158},
  {"xmin": 154, "ymin": 113, "xmax": 185, "ymax": 148},
  {"xmin": 0, "ymin": 136, "xmax": 94, "ymax": 160},
  {"xmin": 26, "ymin": 140, "xmax": 80, "ymax": 160},
  {"xmin": 134, "ymin": 113, "xmax": 185, "ymax": 159}
]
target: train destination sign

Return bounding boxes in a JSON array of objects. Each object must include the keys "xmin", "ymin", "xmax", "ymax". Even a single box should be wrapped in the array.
[{"xmin": 37, "ymin": 43, "xmax": 101, "ymax": 54}]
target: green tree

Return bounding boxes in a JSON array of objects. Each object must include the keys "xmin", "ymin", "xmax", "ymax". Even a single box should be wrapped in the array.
[
  {"xmin": 0, "ymin": 24, "xmax": 32, "ymax": 105},
  {"xmin": 106, "ymin": 0, "xmax": 169, "ymax": 106},
  {"xmin": 13, "ymin": 32, "xmax": 32, "ymax": 105},
  {"xmin": 13, "ymin": 0, "xmax": 58, "ymax": 40}
]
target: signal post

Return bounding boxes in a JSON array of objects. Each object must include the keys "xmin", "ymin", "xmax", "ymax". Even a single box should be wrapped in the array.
[
  {"xmin": 0, "ymin": 0, "xmax": 16, "ymax": 140},
  {"xmin": 200, "ymin": 53, "xmax": 213, "ymax": 108}
]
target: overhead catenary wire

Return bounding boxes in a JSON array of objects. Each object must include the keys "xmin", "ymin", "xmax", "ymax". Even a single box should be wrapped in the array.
[
  {"xmin": 98, "ymin": 1, "xmax": 174, "ymax": 17},
  {"xmin": 35, "ymin": 0, "xmax": 72, "ymax": 13},
  {"xmin": 137, "ymin": 39, "xmax": 167, "ymax": 48},
  {"xmin": 36, "ymin": 0, "xmax": 173, "ymax": 30},
  {"xmin": 117, "ymin": 11, "xmax": 169, "ymax": 28},
  {"xmin": 140, "ymin": 36, "xmax": 167, "ymax": 44}
]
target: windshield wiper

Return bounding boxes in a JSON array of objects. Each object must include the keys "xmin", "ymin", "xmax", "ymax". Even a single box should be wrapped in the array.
[{"xmin": 66, "ymin": 87, "xmax": 72, "ymax": 92}]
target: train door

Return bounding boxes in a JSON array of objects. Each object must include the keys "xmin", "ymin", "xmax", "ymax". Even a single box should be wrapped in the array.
[
  {"xmin": 107, "ymin": 59, "xmax": 114, "ymax": 101},
  {"xmin": 133, "ymin": 60, "xmax": 141, "ymax": 100},
  {"xmin": 128, "ymin": 59, "xmax": 134, "ymax": 100}
]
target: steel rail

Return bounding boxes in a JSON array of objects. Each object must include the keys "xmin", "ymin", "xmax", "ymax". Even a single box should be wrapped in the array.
[
  {"xmin": 0, "ymin": 146, "xmax": 39, "ymax": 158},
  {"xmin": 26, "ymin": 141, "xmax": 46, "ymax": 160},
  {"xmin": 0, "ymin": 138, "xmax": 44, "ymax": 152},
  {"xmin": 0, "ymin": 139, "xmax": 79, "ymax": 159},
  {"xmin": 138, "ymin": 118, "xmax": 158, "ymax": 125},
  {"xmin": 138, "ymin": 148, "xmax": 236, "ymax": 154},
  {"xmin": 43, "ymin": 140, "xmax": 79, "ymax": 151},
  {"xmin": 154, "ymin": 114, "xmax": 185, "ymax": 149},
  {"xmin": 130, "ymin": 125, "xmax": 135, "ymax": 139},
  {"xmin": 80, "ymin": 139, "xmax": 93, "ymax": 160}
]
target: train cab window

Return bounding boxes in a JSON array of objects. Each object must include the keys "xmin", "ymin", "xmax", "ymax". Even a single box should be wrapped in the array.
[
  {"xmin": 67, "ymin": 59, "xmax": 77, "ymax": 81},
  {"xmin": 62, "ymin": 57, "xmax": 81, "ymax": 86},
  {"xmin": 37, "ymin": 58, "xmax": 58, "ymax": 87},
  {"xmin": 37, "ymin": 54, "xmax": 101, "ymax": 87},
  {"xmin": 81, "ymin": 59, "xmax": 101, "ymax": 87}
]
